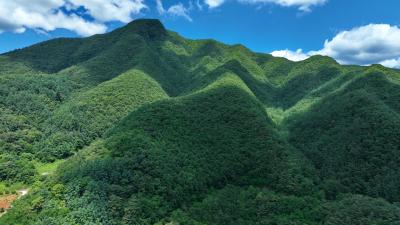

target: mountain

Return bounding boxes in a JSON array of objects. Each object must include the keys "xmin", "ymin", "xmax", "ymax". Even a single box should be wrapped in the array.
[{"xmin": 1, "ymin": 19, "xmax": 400, "ymax": 224}]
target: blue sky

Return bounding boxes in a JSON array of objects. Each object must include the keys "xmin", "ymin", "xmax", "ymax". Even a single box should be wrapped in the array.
[{"xmin": 1, "ymin": 0, "xmax": 400, "ymax": 67}]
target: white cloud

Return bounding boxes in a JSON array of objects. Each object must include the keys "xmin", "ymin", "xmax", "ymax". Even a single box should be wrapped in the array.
[
  {"xmin": 156, "ymin": 0, "xmax": 192, "ymax": 21},
  {"xmin": 0, "ymin": 0, "xmax": 147, "ymax": 36},
  {"xmin": 205, "ymin": 0, "xmax": 225, "ymax": 8},
  {"xmin": 168, "ymin": 3, "xmax": 193, "ymax": 21},
  {"xmin": 69, "ymin": 0, "xmax": 147, "ymax": 23},
  {"xmin": 156, "ymin": 0, "xmax": 166, "ymax": 14},
  {"xmin": 380, "ymin": 58, "xmax": 400, "ymax": 69},
  {"xmin": 206, "ymin": 0, "xmax": 326, "ymax": 11},
  {"xmin": 271, "ymin": 24, "xmax": 400, "ymax": 69},
  {"xmin": 271, "ymin": 49, "xmax": 310, "ymax": 61},
  {"xmin": 239, "ymin": 0, "xmax": 327, "ymax": 11},
  {"xmin": 315, "ymin": 24, "xmax": 400, "ymax": 67}
]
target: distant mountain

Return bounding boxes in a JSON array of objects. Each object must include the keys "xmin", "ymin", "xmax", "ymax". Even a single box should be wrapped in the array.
[{"xmin": 1, "ymin": 19, "xmax": 400, "ymax": 225}]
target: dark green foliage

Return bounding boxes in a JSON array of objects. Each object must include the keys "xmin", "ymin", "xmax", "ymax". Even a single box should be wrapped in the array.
[
  {"xmin": 287, "ymin": 71, "xmax": 400, "ymax": 202},
  {"xmin": 4, "ymin": 19, "xmax": 166, "ymax": 75},
  {"xmin": 0, "ymin": 153, "xmax": 36, "ymax": 183},
  {"xmin": 5, "ymin": 38, "xmax": 85, "ymax": 73},
  {"xmin": 1, "ymin": 19, "xmax": 400, "ymax": 225},
  {"xmin": 274, "ymin": 58, "xmax": 342, "ymax": 109},
  {"xmin": 323, "ymin": 194, "xmax": 400, "ymax": 225},
  {"xmin": 105, "ymin": 75, "xmax": 315, "ymax": 197},
  {"xmin": 170, "ymin": 185, "xmax": 324, "ymax": 225},
  {"xmin": 170, "ymin": 187, "xmax": 400, "ymax": 225}
]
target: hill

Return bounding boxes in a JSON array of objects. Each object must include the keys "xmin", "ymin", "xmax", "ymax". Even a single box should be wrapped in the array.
[
  {"xmin": 286, "ymin": 68, "xmax": 400, "ymax": 202},
  {"xmin": 35, "ymin": 69, "xmax": 168, "ymax": 161},
  {"xmin": 1, "ymin": 19, "xmax": 400, "ymax": 224}
]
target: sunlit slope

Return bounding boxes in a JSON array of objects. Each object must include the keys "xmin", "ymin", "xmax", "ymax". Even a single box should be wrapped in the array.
[
  {"xmin": 0, "ymin": 73, "xmax": 78, "ymax": 166},
  {"xmin": 35, "ymin": 69, "xmax": 168, "ymax": 161},
  {"xmin": 2, "ymin": 20, "xmax": 345, "ymax": 100}
]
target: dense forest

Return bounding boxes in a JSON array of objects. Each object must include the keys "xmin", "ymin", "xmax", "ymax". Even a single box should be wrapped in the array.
[{"xmin": 1, "ymin": 19, "xmax": 400, "ymax": 224}]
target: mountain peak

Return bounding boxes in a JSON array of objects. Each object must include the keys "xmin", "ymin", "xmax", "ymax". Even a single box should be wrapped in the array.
[
  {"xmin": 305, "ymin": 55, "xmax": 338, "ymax": 64},
  {"xmin": 119, "ymin": 18, "xmax": 167, "ymax": 40}
]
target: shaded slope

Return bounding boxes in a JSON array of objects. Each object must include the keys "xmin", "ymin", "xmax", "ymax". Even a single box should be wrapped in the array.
[
  {"xmin": 169, "ymin": 186, "xmax": 400, "ymax": 225},
  {"xmin": 286, "ymin": 70, "xmax": 400, "ymax": 202},
  {"xmin": 274, "ymin": 56, "xmax": 343, "ymax": 109}
]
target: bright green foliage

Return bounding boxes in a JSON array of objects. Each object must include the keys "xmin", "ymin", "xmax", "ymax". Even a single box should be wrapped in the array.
[
  {"xmin": 35, "ymin": 69, "xmax": 167, "ymax": 161},
  {"xmin": 0, "ymin": 73, "xmax": 77, "ymax": 183},
  {"xmin": 34, "ymin": 159, "xmax": 65, "ymax": 175},
  {"xmin": 1, "ymin": 19, "xmax": 400, "ymax": 224}
]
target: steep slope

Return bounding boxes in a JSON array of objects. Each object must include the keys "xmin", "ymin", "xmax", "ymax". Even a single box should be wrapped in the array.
[
  {"xmin": 0, "ymin": 74, "xmax": 77, "ymax": 154},
  {"xmin": 286, "ymin": 68, "xmax": 400, "ymax": 202},
  {"xmin": 0, "ymin": 73, "xmax": 78, "ymax": 182},
  {"xmin": 3, "ymin": 20, "xmax": 166, "ymax": 75},
  {"xmin": 105, "ymin": 74, "xmax": 316, "ymax": 196},
  {"xmin": 36, "ymin": 69, "xmax": 168, "ymax": 161},
  {"xmin": 169, "ymin": 187, "xmax": 400, "ymax": 225}
]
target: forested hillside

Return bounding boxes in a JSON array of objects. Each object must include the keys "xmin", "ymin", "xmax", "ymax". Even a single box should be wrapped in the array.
[{"xmin": 1, "ymin": 19, "xmax": 400, "ymax": 225}]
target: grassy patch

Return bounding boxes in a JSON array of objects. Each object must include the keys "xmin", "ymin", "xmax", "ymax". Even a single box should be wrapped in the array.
[
  {"xmin": 0, "ymin": 182, "xmax": 25, "ymax": 195},
  {"xmin": 34, "ymin": 159, "xmax": 65, "ymax": 175}
]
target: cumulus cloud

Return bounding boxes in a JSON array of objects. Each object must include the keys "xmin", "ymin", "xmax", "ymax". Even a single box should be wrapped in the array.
[
  {"xmin": 271, "ymin": 24, "xmax": 400, "ymax": 69},
  {"xmin": 156, "ymin": 0, "xmax": 192, "ymax": 21},
  {"xmin": 315, "ymin": 24, "xmax": 400, "ymax": 68},
  {"xmin": 0, "ymin": 0, "xmax": 326, "ymax": 36},
  {"xmin": 271, "ymin": 49, "xmax": 310, "ymax": 61},
  {"xmin": 68, "ymin": 0, "xmax": 147, "ymax": 23},
  {"xmin": 380, "ymin": 58, "xmax": 400, "ymax": 69},
  {"xmin": 0, "ymin": 0, "xmax": 147, "ymax": 36}
]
